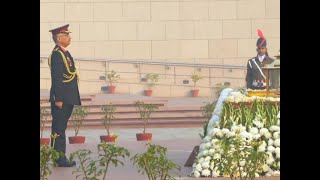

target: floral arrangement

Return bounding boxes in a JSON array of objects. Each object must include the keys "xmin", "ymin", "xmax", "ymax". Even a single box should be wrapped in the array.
[{"xmin": 193, "ymin": 89, "xmax": 280, "ymax": 178}]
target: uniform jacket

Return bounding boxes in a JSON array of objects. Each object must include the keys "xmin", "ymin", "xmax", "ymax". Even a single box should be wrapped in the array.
[
  {"xmin": 246, "ymin": 55, "xmax": 275, "ymax": 89},
  {"xmin": 49, "ymin": 45, "xmax": 81, "ymax": 105}
]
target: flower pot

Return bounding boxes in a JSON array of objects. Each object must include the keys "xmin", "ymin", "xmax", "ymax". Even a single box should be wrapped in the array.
[
  {"xmin": 100, "ymin": 135, "xmax": 116, "ymax": 143},
  {"xmin": 144, "ymin": 90, "xmax": 153, "ymax": 96},
  {"xmin": 40, "ymin": 137, "xmax": 50, "ymax": 145},
  {"xmin": 108, "ymin": 85, "xmax": 116, "ymax": 94},
  {"xmin": 68, "ymin": 136, "xmax": 86, "ymax": 144},
  {"xmin": 136, "ymin": 133, "xmax": 152, "ymax": 141},
  {"xmin": 191, "ymin": 89, "xmax": 199, "ymax": 97}
]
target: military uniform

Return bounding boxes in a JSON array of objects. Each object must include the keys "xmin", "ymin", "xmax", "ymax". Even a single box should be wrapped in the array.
[
  {"xmin": 245, "ymin": 29, "xmax": 276, "ymax": 90},
  {"xmin": 48, "ymin": 24, "xmax": 81, "ymax": 166},
  {"xmin": 246, "ymin": 55, "xmax": 274, "ymax": 89}
]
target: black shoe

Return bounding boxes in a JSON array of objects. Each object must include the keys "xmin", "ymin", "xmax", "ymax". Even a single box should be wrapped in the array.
[{"xmin": 56, "ymin": 158, "xmax": 76, "ymax": 167}]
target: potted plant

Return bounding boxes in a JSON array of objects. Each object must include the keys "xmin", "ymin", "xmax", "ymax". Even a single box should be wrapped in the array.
[
  {"xmin": 40, "ymin": 133, "xmax": 60, "ymax": 180},
  {"xmin": 106, "ymin": 70, "xmax": 120, "ymax": 94},
  {"xmin": 100, "ymin": 103, "xmax": 118, "ymax": 143},
  {"xmin": 144, "ymin": 73, "xmax": 159, "ymax": 96},
  {"xmin": 131, "ymin": 143, "xmax": 181, "ymax": 180},
  {"xmin": 69, "ymin": 106, "xmax": 88, "ymax": 144},
  {"xmin": 191, "ymin": 73, "xmax": 203, "ymax": 97},
  {"xmin": 134, "ymin": 101, "xmax": 159, "ymax": 141},
  {"xmin": 40, "ymin": 102, "xmax": 50, "ymax": 145},
  {"xmin": 69, "ymin": 143, "xmax": 130, "ymax": 180}
]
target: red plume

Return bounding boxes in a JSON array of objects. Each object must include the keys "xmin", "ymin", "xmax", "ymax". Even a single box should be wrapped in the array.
[{"xmin": 257, "ymin": 29, "xmax": 264, "ymax": 38}]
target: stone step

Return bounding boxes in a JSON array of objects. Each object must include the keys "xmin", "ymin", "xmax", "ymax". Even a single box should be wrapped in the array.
[
  {"xmin": 44, "ymin": 118, "xmax": 207, "ymax": 128},
  {"xmin": 40, "ymin": 99, "xmax": 168, "ymax": 108},
  {"xmin": 44, "ymin": 111, "xmax": 204, "ymax": 121},
  {"xmin": 42, "ymin": 106, "xmax": 202, "ymax": 113}
]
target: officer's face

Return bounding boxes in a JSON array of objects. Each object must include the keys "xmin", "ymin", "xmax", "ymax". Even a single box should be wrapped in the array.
[
  {"xmin": 257, "ymin": 47, "xmax": 267, "ymax": 56},
  {"xmin": 57, "ymin": 33, "xmax": 71, "ymax": 47}
]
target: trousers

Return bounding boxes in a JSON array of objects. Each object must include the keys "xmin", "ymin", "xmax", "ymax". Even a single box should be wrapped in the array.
[{"xmin": 50, "ymin": 102, "xmax": 74, "ymax": 154}]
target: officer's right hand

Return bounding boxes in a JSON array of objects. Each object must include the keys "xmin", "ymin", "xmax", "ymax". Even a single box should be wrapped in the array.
[{"xmin": 55, "ymin": 102, "xmax": 63, "ymax": 108}]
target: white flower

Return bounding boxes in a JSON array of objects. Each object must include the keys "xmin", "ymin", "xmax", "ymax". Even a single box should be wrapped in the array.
[
  {"xmin": 262, "ymin": 164, "xmax": 269, "ymax": 172},
  {"xmin": 258, "ymin": 144, "xmax": 266, "ymax": 152},
  {"xmin": 230, "ymin": 147, "xmax": 235, "ymax": 152},
  {"xmin": 270, "ymin": 126, "xmax": 280, "ymax": 132},
  {"xmin": 273, "ymin": 170, "xmax": 280, "ymax": 176},
  {"xmin": 202, "ymin": 150, "xmax": 209, "ymax": 156},
  {"xmin": 265, "ymin": 173, "xmax": 271, "ymax": 177},
  {"xmin": 264, "ymin": 132, "xmax": 272, "ymax": 139},
  {"xmin": 212, "ymin": 128, "xmax": 220, "ymax": 135},
  {"xmin": 274, "ymin": 139, "xmax": 280, "ymax": 147},
  {"xmin": 275, "ymin": 147, "xmax": 280, "ymax": 154},
  {"xmin": 260, "ymin": 128, "xmax": 269, "ymax": 135},
  {"xmin": 193, "ymin": 170, "xmax": 200, "ymax": 178},
  {"xmin": 209, "ymin": 149, "xmax": 215, "ymax": 155},
  {"xmin": 255, "ymin": 173, "xmax": 259, "ymax": 177},
  {"xmin": 205, "ymin": 142, "xmax": 212, "ymax": 149},
  {"xmin": 226, "ymin": 131, "xmax": 235, "ymax": 138},
  {"xmin": 216, "ymin": 131, "xmax": 224, "ymax": 138},
  {"xmin": 276, "ymin": 153, "xmax": 280, "ymax": 159},
  {"xmin": 277, "ymin": 120, "xmax": 280, "ymax": 126},
  {"xmin": 201, "ymin": 169, "xmax": 211, "ymax": 177},
  {"xmin": 201, "ymin": 161, "xmax": 210, "ymax": 169},
  {"xmin": 267, "ymin": 146, "xmax": 275, "ymax": 153},
  {"xmin": 240, "ymin": 131, "xmax": 250, "ymax": 139},
  {"xmin": 203, "ymin": 136, "xmax": 211, "ymax": 143},
  {"xmin": 277, "ymin": 112, "xmax": 280, "ymax": 119},
  {"xmin": 239, "ymin": 160, "xmax": 246, "ymax": 167},
  {"xmin": 249, "ymin": 127, "xmax": 259, "ymax": 135},
  {"xmin": 273, "ymin": 132, "xmax": 280, "ymax": 139},
  {"xmin": 198, "ymin": 157, "xmax": 204, "ymax": 164},
  {"xmin": 204, "ymin": 156, "xmax": 211, "ymax": 162},
  {"xmin": 211, "ymin": 139, "xmax": 219, "ymax": 145},
  {"xmin": 221, "ymin": 128, "xmax": 230, "ymax": 134},
  {"xmin": 278, "ymin": 161, "xmax": 280, "ymax": 168},
  {"xmin": 212, "ymin": 170, "xmax": 220, "ymax": 177},
  {"xmin": 266, "ymin": 152, "xmax": 273, "ymax": 158},
  {"xmin": 195, "ymin": 163, "xmax": 202, "ymax": 172},
  {"xmin": 214, "ymin": 144, "xmax": 221, "ymax": 150},
  {"xmin": 213, "ymin": 153, "xmax": 221, "ymax": 159},
  {"xmin": 241, "ymin": 172, "xmax": 247, "ymax": 177},
  {"xmin": 253, "ymin": 120, "xmax": 263, "ymax": 128},
  {"xmin": 266, "ymin": 157, "xmax": 274, "ymax": 165},
  {"xmin": 253, "ymin": 134, "xmax": 261, "ymax": 140},
  {"xmin": 268, "ymin": 139, "xmax": 274, "ymax": 146}
]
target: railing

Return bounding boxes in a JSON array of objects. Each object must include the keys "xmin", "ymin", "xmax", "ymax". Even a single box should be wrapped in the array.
[{"xmin": 40, "ymin": 56, "xmax": 247, "ymax": 97}]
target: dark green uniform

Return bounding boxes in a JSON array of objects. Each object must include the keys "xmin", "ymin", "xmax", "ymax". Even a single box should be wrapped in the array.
[{"xmin": 49, "ymin": 45, "xmax": 81, "ymax": 154}]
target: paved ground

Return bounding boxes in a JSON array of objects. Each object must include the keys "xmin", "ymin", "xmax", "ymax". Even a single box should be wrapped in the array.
[{"xmin": 44, "ymin": 128, "xmax": 280, "ymax": 180}]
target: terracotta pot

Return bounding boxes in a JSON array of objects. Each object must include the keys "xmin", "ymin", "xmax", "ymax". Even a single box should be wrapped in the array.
[
  {"xmin": 136, "ymin": 133, "xmax": 152, "ymax": 141},
  {"xmin": 144, "ymin": 90, "xmax": 153, "ymax": 96},
  {"xmin": 108, "ymin": 85, "xmax": 116, "ymax": 93},
  {"xmin": 100, "ymin": 135, "xmax": 116, "ymax": 143},
  {"xmin": 191, "ymin": 89, "xmax": 199, "ymax": 97},
  {"xmin": 68, "ymin": 136, "xmax": 86, "ymax": 144},
  {"xmin": 40, "ymin": 137, "xmax": 50, "ymax": 145}
]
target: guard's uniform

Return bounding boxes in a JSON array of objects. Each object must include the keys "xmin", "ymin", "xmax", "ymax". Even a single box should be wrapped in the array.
[
  {"xmin": 245, "ymin": 29, "xmax": 275, "ymax": 90},
  {"xmin": 48, "ymin": 24, "xmax": 81, "ymax": 156},
  {"xmin": 246, "ymin": 55, "xmax": 274, "ymax": 89}
]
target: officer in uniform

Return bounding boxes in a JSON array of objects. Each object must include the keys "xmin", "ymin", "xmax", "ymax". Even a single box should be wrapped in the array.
[
  {"xmin": 48, "ymin": 24, "xmax": 81, "ymax": 167},
  {"xmin": 246, "ymin": 29, "xmax": 275, "ymax": 90}
]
